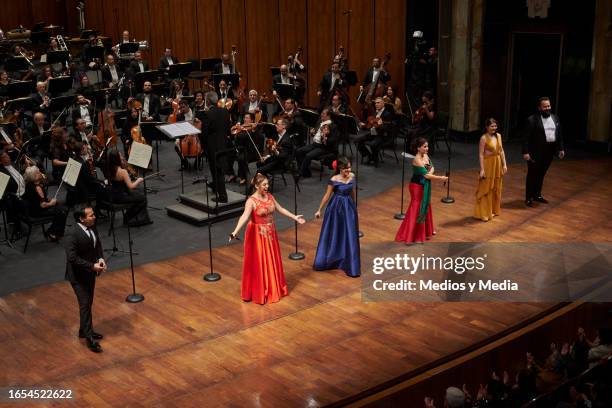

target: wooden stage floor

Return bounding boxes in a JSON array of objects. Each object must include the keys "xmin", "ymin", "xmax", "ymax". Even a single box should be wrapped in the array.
[{"xmin": 1, "ymin": 158, "xmax": 611, "ymax": 407}]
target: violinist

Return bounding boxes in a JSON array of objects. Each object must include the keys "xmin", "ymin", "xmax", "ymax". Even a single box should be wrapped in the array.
[
  {"xmin": 359, "ymin": 57, "xmax": 390, "ymax": 94},
  {"xmin": 135, "ymin": 81, "xmax": 161, "ymax": 121},
  {"xmin": 241, "ymin": 90, "xmax": 267, "ymax": 122},
  {"xmin": 121, "ymin": 108, "xmax": 140, "ymax": 157},
  {"xmin": 214, "ymin": 54, "xmax": 233, "ymax": 75},
  {"xmin": 101, "ymin": 54, "xmax": 122, "ymax": 88},
  {"xmin": 72, "ymin": 95, "xmax": 95, "ymax": 128},
  {"xmin": 257, "ymin": 118, "xmax": 294, "ymax": 177},
  {"xmin": 296, "ymin": 109, "xmax": 338, "ymax": 178},
  {"xmin": 193, "ymin": 90, "xmax": 207, "ymax": 112},
  {"xmin": 227, "ymin": 112, "xmax": 262, "ymax": 184},
  {"xmin": 66, "ymin": 142, "xmax": 105, "ymax": 207},
  {"xmin": 329, "ymin": 94, "xmax": 347, "ymax": 114},
  {"xmin": 405, "ymin": 91, "xmax": 436, "ymax": 156},
  {"xmin": 72, "ymin": 118, "xmax": 95, "ymax": 151},
  {"xmin": 356, "ymin": 97, "xmax": 393, "ymax": 166},
  {"xmin": 383, "ymin": 85, "xmax": 403, "ymax": 114},
  {"xmin": 49, "ymin": 126, "xmax": 73, "ymax": 182}
]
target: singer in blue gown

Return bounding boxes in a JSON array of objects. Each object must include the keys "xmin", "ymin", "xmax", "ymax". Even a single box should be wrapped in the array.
[{"xmin": 313, "ymin": 157, "xmax": 361, "ymax": 277}]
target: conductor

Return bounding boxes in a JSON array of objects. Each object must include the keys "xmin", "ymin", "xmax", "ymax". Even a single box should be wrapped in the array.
[{"xmin": 64, "ymin": 205, "xmax": 107, "ymax": 353}]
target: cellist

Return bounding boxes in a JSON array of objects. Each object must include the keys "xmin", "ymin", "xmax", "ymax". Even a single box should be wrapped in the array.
[{"xmin": 173, "ymin": 100, "xmax": 201, "ymax": 170}]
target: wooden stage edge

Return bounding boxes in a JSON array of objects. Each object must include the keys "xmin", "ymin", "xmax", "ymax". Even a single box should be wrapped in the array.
[{"xmin": 1, "ymin": 158, "xmax": 611, "ymax": 407}]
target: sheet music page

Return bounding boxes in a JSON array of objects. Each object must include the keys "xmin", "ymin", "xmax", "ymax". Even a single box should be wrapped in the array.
[
  {"xmin": 157, "ymin": 121, "xmax": 201, "ymax": 138},
  {"xmin": 0, "ymin": 172, "xmax": 9, "ymax": 199},
  {"xmin": 62, "ymin": 158, "xmax": 82, "ymax": 187},
  {"xmin": 128, "ymin": 142, "xmax": 152, "ymax": 169}
]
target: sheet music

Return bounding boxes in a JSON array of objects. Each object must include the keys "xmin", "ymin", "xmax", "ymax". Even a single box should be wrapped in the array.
[
  {"xmin": 157, "ymin": 121, "xmax": 201, "ymax": 139},
  {"xmin": 128, "ymin": 142, "xmax": 152, "ymax": 169},
  {"xmin": 62, "ymin": 158, "xmax": 82, "ymax": 187},
  {"xmin": 40, "ymin": 54, "xmax": 47, "ymax": 63},
  {"xmin": 0, "ymin": 172, "xmax": 9, "ymax": 199},
  {"xmin": 0, "ymin": 128, "xmax": 11, "ymax": 144}
]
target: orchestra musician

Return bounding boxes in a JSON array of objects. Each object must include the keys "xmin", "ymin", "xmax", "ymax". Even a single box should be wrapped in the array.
[
  {"xmin": 273, "ymin": 65, "xmax": 294, "ymax": 86},
  {"xmin": 31, "ymin": 81, "xmax": 50, "ymax": 114},
  {"xmin": 0, "ymin": 71, "xmax": 12, "ymax": 98},
  {"xmin": 359, "ymin": 57, "xmax": 391, "ymax": 95},
  {"xmin": 256, "ymin": 118, "xmax": 295, "ymax": 177},
  {"xmin": 173, "ymin": 100, "xmax": 196, "ymax": 169},
  {"xmin": 383, "ymin": 85, "xmax": 403, "ymax": 114},
  {"xmin": 296, "ymin": 108, "xmax": 339, "ymax": 178},
  {"xmin": 318, "ymin": 62, "xmax": 346, "ymax": 110},
  {"xmin": 214, "ymin": 54, "xmax": 233, "ymax": 75},
  {"xmin": 128, "ymin": 51, "xmax": 149, "ymax": 78},
  {"xmin": 50, "ymin": 126, "xmax": 72, "ymax": 182},
  {"xmin": 193, "ymin": 90, "xmax": 207, "ymax": 112},
  {"xmin": 227, "ymin": 112, "xmax": 263, "ymax": 184},
  {"xmin": 134, "ymin": 81, "xmax": 161, "ymax": 121},
  {"xmin": 112, "ymin": 30, "xmax": 131, "ymax": 56},
  {"xmin": 75, "ymin": 75, "xmax": 94, "ymax": 101},
  {"xmin": 158, "ymin": 48, "xmax": 178, "ymax": 71},
  {"xmin": 329, "ymin": 94, "xmax": 347, "ymax": 114},
  {"xmin": 241, "ymin": 89, "xmax": 267, "ymax": 122},
  {"xmin": 37, "ymin": 67, "xmax": 54, "ymax": 88},
  {"xmin": 121, "ymin": 108, "xmax": 139, "ymax": 157},
  {"xmin": 404, "ymin": 91, "xmax": 436, "ymax": 155},
  {"xmin": 217, "ymin": 80, "xmax": 234, "ymax": 102},
  {"xmin": 72, "ymin": 118, "xmax": 95, "ymax": 151},
  {"xmin": 356, "ymin": 97, "xmax": 394, "ymax": 166},
  {"xmin": 101, "ymin": 54, "xmax": 122, "ymax": 88},
  {"xmin": 72, "ymin": 95, "xmax": 95, "ymax": 128}
]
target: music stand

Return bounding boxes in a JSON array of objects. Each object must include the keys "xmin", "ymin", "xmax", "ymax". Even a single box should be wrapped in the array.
[
  {"xmin": 119, "ymin": 42, "xmax": 139, "ymax": 56},
  {"xmin": 181, "ymin": 95, "xmax": 195, "ymax": 105},
  {"xmin": 157, "ymin": 121, "xmax": 201, "ymax": 193},
  {"xmin": 7, "ymin": 82, "xmax": 31, "ymax": 99},
  {"xmin": 212, "ymin": 73, "xmax": 239, "ymax": 90},
  {"xmin": 258, "ymin": 122, "xmax": 277, "ymax": 140},
  {"xmin": 90, "ymin": 87, "xmax": 118, "ymax": 107},
  {"xmin": 47, "ymin": 50, "xmax": 70, "ymax": 66},
  {"xmin": 168, "ymin": 62, "xmax": 193, "ymax": 79},
  {"xmin": 298, "ymin": 108, "xmax": 319, "ymax": 129},
  {"xmin": 3, "ymin": 57, "xmax": 30, "ymax": 73},
  {"xmin": 140, "ymin": 122, "xmax": 167, "ymax": 177},
  {"xmin": 30, "ymin": 30, "xmax": 51, "ymax": 44},
  {"xmin": 200, "ymin": 58, "xmax": 221, "ymax": 73},
  {"xmin": 331, "ymin": 112, "xmax": 358, "ymax": 156},
  {"xmin": 84, "ymin": 45, "xmax": 104, "ymax": 62},
  {"xmin": 273, "ymin": 83, "xmax": 297, "ymax": 101},
  {"xmin": 49, "ymin": 95, "xmax": 75, "ymax": 124},
  {"xmin": 80, "ymin": 30, "xmax": 99, "ymax": 39},
  {"xmin": 47, "ymin": 76, "xmax": 72, "ymax": 95},
  {"xmin": 134, "ymin": 70, "xmax": 160, "ymax": 90}
]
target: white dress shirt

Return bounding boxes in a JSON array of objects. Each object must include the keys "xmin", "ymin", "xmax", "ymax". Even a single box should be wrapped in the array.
[
  {"xmin": 541, "ymin": 115, "xmax": 556, "ymax": 143},
  {"xmin": 78, "ymin": 223, "xmax": 96, "ymax": 247}
]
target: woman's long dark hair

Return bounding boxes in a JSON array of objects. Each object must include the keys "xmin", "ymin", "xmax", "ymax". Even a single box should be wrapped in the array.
[
  {"xmin": 106, "ymin": 148, "xmax": 123, "ymax": 178},
  {"xmin": 410, "ymin": 137, "xmax": 428, "ymax": 155}
]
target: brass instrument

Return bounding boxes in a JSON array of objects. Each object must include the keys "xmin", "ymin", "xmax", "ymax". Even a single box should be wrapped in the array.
[
  {"xmin": 19, "ymin": 50, "xmax": 35, "ymax": 67},
  {"xmin": 57, "ymin": 35, "xmax": 68, "ymax": 51}
]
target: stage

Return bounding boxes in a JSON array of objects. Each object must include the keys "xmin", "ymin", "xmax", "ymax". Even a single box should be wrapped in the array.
[{"xmin": 1, "ymin": 158, "xmax": 611, "ymax": 407}]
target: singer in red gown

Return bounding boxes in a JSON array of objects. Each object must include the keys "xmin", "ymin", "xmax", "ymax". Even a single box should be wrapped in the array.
[{"xmin": 230, "ymin": 174, "xmax": 305, "ymax": 304}]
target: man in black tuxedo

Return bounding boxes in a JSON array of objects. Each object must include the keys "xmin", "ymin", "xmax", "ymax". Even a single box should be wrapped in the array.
[
  {"xmin": 71, "ymin": 95, "xmax": 95, "ymax": 129},
  {"xmin": 296, "ymin": 109, "xmax": 339, "ymax": 177},
  {"xmin": 101, "ymin": 54, "xmax": 122, "ymax": 88},
  {"xmin": 135, "ymin": 81, "xmax": 161, "ymax": 121},
  {"xmin": 158, "ymin": 48, "xmax": 179, "ymax": 71},
  {"xmin": 198, "ymin": 92, "xmax": 231, "ymax": 203},
  {"xmin": 318, "ymin": 62, "xmax": 346, "ymax": 110},
  {"xmin": 360, "ymin": 57, "xmax": 391, "ymax": 94},
  {"xmin": 522, "ymin": 97, "xmax": 564, "ymax": 207},
  {"xmin": 241, "ymin": 89, "xmax": 267, "ymax": 122},
  {"xmin": 128, "ymin": 51, "xmax": 149, "ymax": 78},
  {"xmin": 272, "ymin": 64, "xmax": 294, "ymax": 87},
  {"xmin": 64, "ymin": 205, "xmax": 106, "ymax": 353},
  {"xmin": 214, "ymin": 53, "xmax": 233, "ymax": 75},
  {"xmin": 257, "ymin": 118, "xmax": 295, "ymax": 176}
]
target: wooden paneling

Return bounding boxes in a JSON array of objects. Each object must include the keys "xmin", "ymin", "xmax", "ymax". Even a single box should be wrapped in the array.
[
  {"xmin": 0, "ymin": 3, "xmax": 33, "ymax": 32},
  {"xmin": 306, "ymin": 0, "xmax": 336, "ymax": 106},
  {"xmin": 76, "ymin": 0, "xmax": 405, "ymax": 107},
  {"xmin": 245, "ymin": 0, "xmax": 280, "ymax": 93}
]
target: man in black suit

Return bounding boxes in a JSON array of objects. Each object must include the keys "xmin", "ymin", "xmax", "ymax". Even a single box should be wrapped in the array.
[
  {"xmin": 241, "ymin": 89, "xmax": 267, "ymax": 122},
  {"xmin": 64, "ymin": 205, "xmax": 106, "ymax": 353},
  {"xmin": 71, "ymin": 95, "xmax": 95, "ymax": 129},
  {"xmin": 296, "ymin": 109, "xmax": 339, "ymax": 178},
  {"xmin": 198, "ymin": 92, "xmax": 231, "ymax": 203},
  {"xmin": 214, "ymin": 53, "xmax": 233, "ymax": 74},
  {"xmin": 128, "ymin": 51, "xmax": 150, "ymax": 79},
  {"xmin": 101, "ymin": 54, "xmax": 122, "ymax": 88},
  {"xmin": 360, "ymin": 57, "xmax": 391, "ymax": 94},
  {"xmin": 318, "ymin": 62, "xmax": 346, "ymax": 110},
  {"xmin": 272, "ymin": 64, "xmax": 294, "ymax": 87},
  {"xmin": 257, "ymin": 118, "xmax": 295, "ymax": 176},
  {"xmin": 135, "ymin": 81, "xmax": 161, "ymax": 121},
  {"xmin": 356, "ymin": 97, "xmax": 394, "ymax": 165},
  {"xmin": 158, "ymin": 48, "xmax": 179, "ymax": 71},
  {"xmin": 522, "ymin": 97, "xmax": 564, "ymax": 207},
  {"xmin": 31, "ymin": 81, "xmax": 50, "ymax": 115}
]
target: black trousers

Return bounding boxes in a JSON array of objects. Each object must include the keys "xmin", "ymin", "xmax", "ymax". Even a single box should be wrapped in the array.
[
  {"xmin": 208, "ymin": 156, "xmax": 227, "ymax": 200},
  {"xmin": 296, "ymin": 143, "xmax": 328, "ymax": 176},
  {"xmin": 71, "ymin": 275, "xmax": 96, "ymax": 338},
  {"xmin": 356, "ymin": 131, "xmax": 385, "ymax": 163},
  {"xmin": 526, "ymin": 143, "xmax": 556, "ymax": 200}
]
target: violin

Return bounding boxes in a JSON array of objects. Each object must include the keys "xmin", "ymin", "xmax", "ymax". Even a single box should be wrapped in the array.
[{"xmin": 413, "ymin": 101, "xmax": 433, "ymax": 125}]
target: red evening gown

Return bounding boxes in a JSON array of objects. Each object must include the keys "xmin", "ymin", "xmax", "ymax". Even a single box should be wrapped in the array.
[{"xmin": 241, "ymin": 194, "xmax": 288, "ymax": 304}]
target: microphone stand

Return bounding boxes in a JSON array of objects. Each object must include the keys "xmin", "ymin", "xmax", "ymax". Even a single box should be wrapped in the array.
[
  {"xmin": 440, "ymin": 129, "xmax": 455, "ymax": 204},
  {"xmin": 353, "ymin": 139, "xmax": 364, "ymax": 238},
  {"xmin": 288, "ymin": 171, "xmax": 304, "ymax": 260},
  {"xmin": 125, "ymin": 220, "xmax": 144, "ymax": 303},
  {"xmin": 202, "ymin": 175, "xmax": 221, "ymax": 282},
  {"xmin": 394, "ymin": 133, "xmax": 408, "ymax": 219}
]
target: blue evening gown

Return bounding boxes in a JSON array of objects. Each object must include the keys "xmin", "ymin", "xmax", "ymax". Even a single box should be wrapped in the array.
[{"xmin": 313, "ymin": 179, "xmax": 361, "ymax": 277}]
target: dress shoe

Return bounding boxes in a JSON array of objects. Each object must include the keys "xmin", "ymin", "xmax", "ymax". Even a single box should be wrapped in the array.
[
  {"xmin": 525, "ymin": 199, "xmax": 534, "ymax": 207},
  {"xmin": 535, "ymin": 196, "xmax": 549, "ymax": 204},
  {"xmin": 212, "ymin": 196, "xmax": 228, "ymax": 203},
  {"xmin": 79, "ymin": 331, "xmax": 103, "ymax": 340},
  {"xmin": 86, "ymin": 337, "xmax": 103, "ymax": 353}
]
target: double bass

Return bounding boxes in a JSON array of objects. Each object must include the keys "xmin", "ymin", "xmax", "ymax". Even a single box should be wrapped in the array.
[
  {"xmin": 358, "ymin": 52, "xmax": 391, "ymax": 105},
  {"xmin": 96, "ymin": 91, "xmax": 118, "ymax": 147}
]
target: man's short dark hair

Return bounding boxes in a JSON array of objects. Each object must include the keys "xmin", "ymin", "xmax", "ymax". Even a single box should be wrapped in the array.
[
  {"xmin": 73, "ymin": 205, "xmax": 92, "ymax": 222},
  {"xmin": 538, "ymin": 96, "xmax": 550, "ymax": 105}
]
